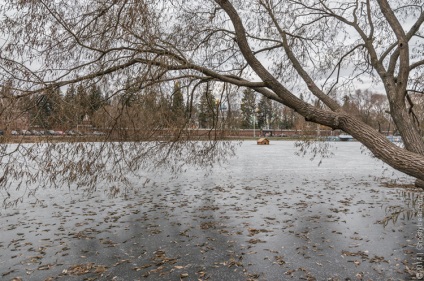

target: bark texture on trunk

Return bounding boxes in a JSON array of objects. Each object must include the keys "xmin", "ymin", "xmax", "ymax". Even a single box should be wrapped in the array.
[
  {"xmin": 416, "ymin": 179, "xmax": 424, "ymax": 189},
  {"xmin": 299, "ymin": 107, "xmax": 424, "ymax": 183},
  {"xmin": 336, "ymin": 112, "xmax": 424, "ymax": 183}
]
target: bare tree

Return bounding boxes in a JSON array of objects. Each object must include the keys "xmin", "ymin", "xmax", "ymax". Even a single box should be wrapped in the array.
[{"xmin": 0, "ymin": 0, "xmax": 424, "ymax": 191}]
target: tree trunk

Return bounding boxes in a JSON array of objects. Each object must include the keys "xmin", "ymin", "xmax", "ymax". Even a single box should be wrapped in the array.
[
  {"xmin": 387, "ymin": 91, "xmax": 424, "ymax": 188},
  {"xmin": 296, "ymin": 105, "xmax": 424, "ymax": 184},
  {"xmin": 336, "ymin": 112, "xmax": 424, "ymax": 184}
]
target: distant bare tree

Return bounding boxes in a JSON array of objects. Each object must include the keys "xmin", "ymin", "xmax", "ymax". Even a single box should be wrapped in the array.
[{"xmin": 0, "ymin": 0, "xmax": 424, "ymax": 195}]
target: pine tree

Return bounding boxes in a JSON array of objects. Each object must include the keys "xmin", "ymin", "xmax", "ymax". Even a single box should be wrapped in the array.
[
  {"xmin": 88, "ymin": 84, "xmax": 103, "ymax": 115},
  {"xmin": 198, "ymin": 89, "xmax": 216, "ymax": 129},
  {"xmin": 33, "ymin": 88, "xmax": 64, "ymax": 129},
  {"xmin": 240, "ymin": 89, "xmax": 256, "ymax": 129},
  {"xmin": 63, "ymin": 84, "xmax": 78, "ymax": 127},
  {"xmin": 76, "ymin": 84, "xmax": 89, "ymax": 121},
  {"xmin": 171, "ymin": 82, "xmax": 185, "ymax": 117},
  {"xmin": 257, "ymin": 95, "xmax": 272, "ymax": 129}
]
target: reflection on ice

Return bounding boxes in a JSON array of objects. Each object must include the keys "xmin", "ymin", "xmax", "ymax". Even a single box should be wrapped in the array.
[{"xmin": 0, "ymin": 141, "xmax": 421, "ymax": 280}]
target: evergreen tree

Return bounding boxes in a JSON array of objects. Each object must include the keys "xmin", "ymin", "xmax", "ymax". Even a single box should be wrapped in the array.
[
  {"xmin": 33, "ymin": 88, "xmax": 64, "ymax": 129},
  {"xmin": 198, "ymin": 89, "xmax": 216, "ymax": 129},
  {"xmin": 171, "ymin": 82, "xmax": 185, "ymax": 117},
  {"xmin": 88, "ymin": 85, "xmax": 103, "ymax": 115},
  {"xmin": 257, "ymin": 95, "xmax": 272, "ymax": 129},
  {"xmin": 63, "ymin": 84, "xmax": 78, "ymax": 127},
  {"xmin": 240, "ymin": 89, "xmax": 256, "ymax": 129},
  {"xmin": 121, "ymin": 79, "xmax": 138, "ymax": 107},
  {"xmin": 76, "ymin": 84, "xmax": 89, "ymax": 121}
]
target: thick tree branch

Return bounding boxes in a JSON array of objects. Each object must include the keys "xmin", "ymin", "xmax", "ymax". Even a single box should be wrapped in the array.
[
  {"xmin": 377, "ymin": 0, "xmax": 409, "ymax": 97},
  {"xmin": 259, "ymin": 0, "xmax": 341, "ymax": 111},
  {"xmin": 214, "ymin": 0, "xmax": 308, "ymax": 113}
]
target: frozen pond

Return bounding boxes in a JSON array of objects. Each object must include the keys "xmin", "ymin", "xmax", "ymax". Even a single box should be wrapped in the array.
[{"xmin": 0, "ymin": 141, "xmax": 422, "ymax": 280}]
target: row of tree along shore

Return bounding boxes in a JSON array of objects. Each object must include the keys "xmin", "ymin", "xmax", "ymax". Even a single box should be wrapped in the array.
[{"xmin": 2, "ymin": 81, "xmax": 419, "ymax": 139}]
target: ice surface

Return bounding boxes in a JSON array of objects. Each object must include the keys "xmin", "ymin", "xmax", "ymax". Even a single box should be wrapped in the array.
[{"xmin": 0, "ymin": 141, "xmax": 422, "ymax": 280}]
